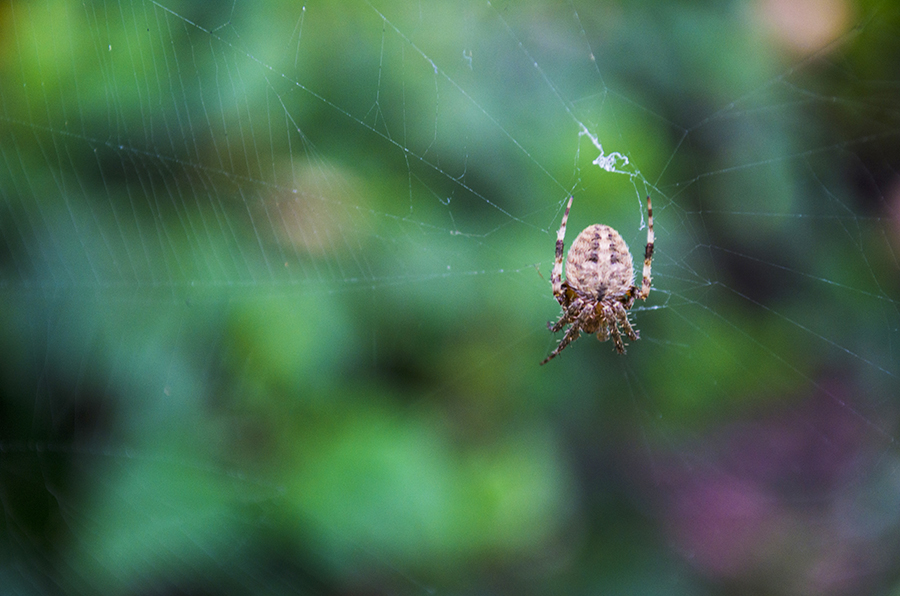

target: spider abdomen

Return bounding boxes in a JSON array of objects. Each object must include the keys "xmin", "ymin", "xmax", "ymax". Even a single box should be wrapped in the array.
[{"xmin": 565, "ymin": 224, "xmax": 634, "ymax": 299}]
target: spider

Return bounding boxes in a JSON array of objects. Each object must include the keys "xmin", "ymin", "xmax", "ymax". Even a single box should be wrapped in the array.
[{"xmin": 540, "ymin": 195, "xmax": 654, "ymax": 365}]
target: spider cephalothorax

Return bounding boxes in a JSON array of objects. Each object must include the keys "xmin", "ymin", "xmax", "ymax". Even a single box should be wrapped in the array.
[{"xmin": 541, "ymin": 195, "xmax": 654, "ymax": 365}]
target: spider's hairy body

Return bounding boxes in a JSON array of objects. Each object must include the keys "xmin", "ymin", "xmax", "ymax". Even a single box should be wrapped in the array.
[
  {"xmin": 565, "ymin": 224, "xmax": 634, "ymax": 304},
  {"xmin": 541, "ymin": 195, "xmax": 654, "ymax": 365}
]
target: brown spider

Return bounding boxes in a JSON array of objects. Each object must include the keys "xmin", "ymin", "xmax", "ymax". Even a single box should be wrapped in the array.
[{"xmin": 540, "ymin": 195, "xmax": 654, "ymax": 365}]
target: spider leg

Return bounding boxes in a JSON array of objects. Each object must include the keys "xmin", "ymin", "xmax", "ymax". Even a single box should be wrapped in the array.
[
  {"xmin": 540, "ymin": 325, "xmax": 581, "ymax": 365},
  {"xmin": 548, "ymin": 295, "xmax": 584, "ymax": 332},
  {"xmin": 596, "ymin": 323, "xmax": 609, "ymax": 343},
  {"xmin": 541, "ymin": 301, "xmax": 590, "ymax": 365},
  {"xmin": 637, "ymin": 196, "xmax": 654, "ymax": 301},
  {"xmin": 597, "ymin": 302, "xmax": 627, "ymax": 354},
  {"xmin": 608, "ymin": 321, "xmax": 626, "ymax": 354},
  {"xmin": 593, "ymin": 301, "xmax": 611, "ymax": 342},
  {"xmin": 612, "ymin": 301, "xmax": 639, "ymax": 342},
  {"xmin": 550, "ymin": 195, "xmax": 575, "ymax": 305},
  {"xmin": 547, "ymin": 311, "xmax": 570, "ymax": 333}
]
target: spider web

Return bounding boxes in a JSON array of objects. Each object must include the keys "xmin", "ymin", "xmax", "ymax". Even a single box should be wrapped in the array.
[{"xmin": 2, "ymin": 0, "xmax": 900, "ymax": 594}]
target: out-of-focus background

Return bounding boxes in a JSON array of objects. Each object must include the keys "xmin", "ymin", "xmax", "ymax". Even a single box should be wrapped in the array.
[{"xmin": 2, "ymin": 0, "xmax": 899, "ymax": 594}]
